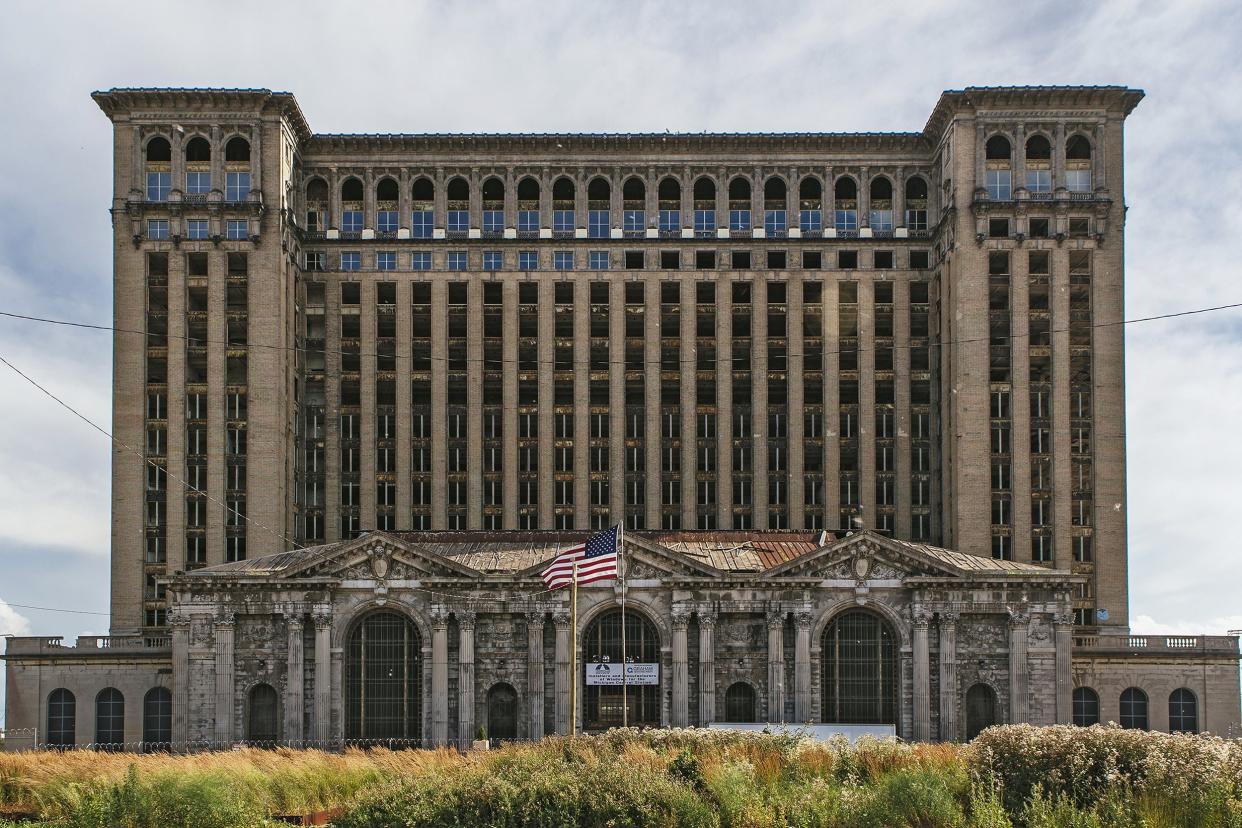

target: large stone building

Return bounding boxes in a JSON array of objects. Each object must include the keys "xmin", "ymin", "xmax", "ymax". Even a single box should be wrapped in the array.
[{"xmin": 3, "ymin": 85, "xmax": 1238, "ymax": 750}]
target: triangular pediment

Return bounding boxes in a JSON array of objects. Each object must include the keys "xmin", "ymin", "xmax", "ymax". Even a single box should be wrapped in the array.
[
  {"xmin": 763, "ymin": 532, "xmax": 964, "ymax": 580},
  {"xmin": 284, "ymin": 532, "xmax": 481, "ymax": 581}
]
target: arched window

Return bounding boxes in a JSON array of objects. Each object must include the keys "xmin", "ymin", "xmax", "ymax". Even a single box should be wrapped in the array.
[
  {"xmin": 411, "ymin": 177, "xmax": 435, "ymax": 238},
  {"xmin": 341, "ymin": 177, "xmax": 364, "ymax": 202},
  {"xmin": 446, "ymin": 177, "xmax": 470, "ymax": 235},
  {"xmin": 346, "ymin": 611, "xmax": 422, "ymax": 745},
  {"xmin": 552, "ymin": 176, "xmax": 575, "ymax": 203},
  {"xmin": 985, "ymin": 134, "xmax": 1011, "ymax": 160},
  {"xmin": 1025, "ymin": 135, "xmax": 1052, "ymax": 194},
  {"xmin": 146, "ymin": 136, "xmax": 171, "ymax": 163},
  {"xmin": 517, "ymin": 177, "xmax": 540, "ymax": 235},
  {"xmin": 728, "ymin": 177, "xmax": 751, "ymax": 232},
  {"xmin": 587, "ymin": 177, "xmax": 611, "ymax": 238},
  {"xmin": 340, "ymin": 177, "xmax": 364, "ymax": 234},
  {"xmin": 965, "ymin": 683, "xmax": 998, "ymax": 739},
  {"xmin": 657, "ymin": 177, "xmax": 680, "ymax": 235},
  {"xmin": 487, "ymin": 682, "xmax": 519, "ymax": 742},
  {"xmin": 724, "ymin": 682, "xmax": 756, "ymax": 723},
  {"xmin": 1026, "ymin": 135, "xmax": 1051, "ymax": 160},
  {"xmin": 905, "ymin": 176, "xmax": 928, "ymax": 201},
  {"xmin": 799, "ymin": 176, "xmax": 822, "ymax": 202},
  {"xmin": 246, "ymin": 683, "xmax": 279, "ymax": 745},
  {"xmin": 622, "ymin": 176, "xmax": 645, "ymax": 203},
  {"xmin": 95, "ymin": 687, "xmax": 125, "ymax": 750},
  {"xmin": 1119, "ymin": 687, "xmax": 1148, "ymax": 730},
  {"xmin": 904, "ymin": 176, "xmax": 929, "ymax": 231},
  {"xmin": 446, "ymin": 176, "xmax": 470, "ymax": 202},
  {"xmin": 376, "ymin": 178, "xmax": 399, "ymax": 234},
  {"xmin": 763, "ymin": 177, "xmax": 787, "ymax": 235},
  {"xmin": 142, "ymin": 687, "xmax": 172, "ymax": 751},
  {"xmin": 821, "ymin": 610, "xmax": 897, "ymax": 725},
  {"xmin": 185, "ymin": 136, "xmax": 210, "ymax": 162},
  {"xmin": 693, "ymin": 177, "xmax": 716, "ymax": 236},
  {"xmin": 225, "ymin": 136, "xmax": 251, "ymax": 163},
  {"xmin": 46, "ymin": 688, "xmax": 75, "ymax": 748},
  {"xmin": 145, "ymin": 137, "xmax": 172, "ymax": 202},
  {"xmin": 1169, "ymin": 688, "xmax": 1198, "ymax": 733},
  {"xmin": 693, "ymin": 176, "xmax": 716, "ymax": 202},
  {"xmin": 869, "ymin": 176, "xmax": 894, "ymax": 233},
  {"xmin": 833, "ymin": 177, "xmax": 858, "ymax": 233},
  {"xmin": 482, "ymin": 177, "xmax": 505, "ymax": 235},
  {"xmin": 798, "ymin": 176, "xmax": 823, "ymax": 234},
  {"xmin": 306, "ymin": 177, "xmax": 328, "ymax": 202},
  {"xmin": 622, "ymin": 177, "xmax": 645, "ymax": 235},
  {"xmin": 517, "ymin": 176, "xmax": 540, "ymax": 202},
  {"xmin": 583, "ymin": 608, "xmax": 660, "ymax": 730},
  {"xmin": 1065, "ymin": 135, "xmax": 1093, "ymax": 192},
  {"xmin": 551, "ymin": 177, "xmax": 575, "ymax": 235},
  {"xmin": 1072, "ymin": 687, "xmax": 1100, "ymax": 726}
]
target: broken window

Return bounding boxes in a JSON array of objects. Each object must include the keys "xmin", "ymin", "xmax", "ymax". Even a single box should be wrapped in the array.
[
  {"xmin": 376, "ymin": 178, "xmax": 399, "ymax": 234},
  {"xmin": 803, "ymin": 250, "xmax": 822, "ymax": 269},
  {"xmin": 767, "ymin": 250, "xmax": 786, "ymax": 269},
  {"xmin": 588, "ymin": 177, "xmax": 611, "ymax": 238},
  {"xmin": 625, "ymin": 250, "xmax": 645, "ymax": 270},
  {"xmin": 446, "ymin": 177, "xmax": 470, "ymax": 234},
  {"xmin": 224, "ymin": 136, "xmax": 250, "ymax": 163},
  {"xmin": 874, "ymin": 250, "xmax": 893, "ymax": 269},
  {"xmin": 910, "ymin": 250, "xmax": 930, "ymax": 269},
  {"xmin": 989, "ymin": 217, "xmax": 1010, "ymax": 238},
  {"xmin": 1025, "ymin": 135, "xmax": 1052, "ymax": 193},
  {"xmin": 695, "ymin": 249, "xmax": 716, "ymax": 269},
  {"xmin": 1066, "ymin": 135, "xmax": 1093, "ymax": 192},
  {"xmin": 837, "ymin": 250, "xmax": 858, "ymax": 270},
  {"xmin": 799, "ymin": 176, "xmax": 823, "ymax": 234},
  {"xmin": 984, "ymin": 135, "xmax": 1013, "ymax": 200},
  {"xmin": 517, "ymin": 176, "xmax": 540, "ymax": 235},
  {"xmin": 660, "ymin": 249, "xmax": 680, "ymax": 270},
  {"xmin": 731, "ymin": 250, "xmax": 751, "ymax": 269},
  {"xmin": 340, "ymin": 177, "xmax": 364, "ymax": 233},
  {"xmin": 657, "ymin": 176, "xmax": 681, "ymax": 236},
  {"xmin": 1029, "ymin": 217, "xmax": 1050, "ymax": 238},
  {"xmin": 763, "ymin": 177, "xmax": 787, "ymax": 236},
  {"xmin": 482, "ymin": 176, "xmax": 504, "ymax": 236},
  {"xmin": 144, "ymin": 137, "xmax": 171, "ymax": 202}
]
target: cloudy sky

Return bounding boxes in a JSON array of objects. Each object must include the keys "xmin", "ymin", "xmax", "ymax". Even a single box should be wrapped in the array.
[{"xmin": 2, "ymin": 0, "xmax": 1241, "ymax": 692}]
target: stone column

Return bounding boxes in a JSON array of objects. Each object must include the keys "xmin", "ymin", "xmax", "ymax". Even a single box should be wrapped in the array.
[
  {"xmin": 794, "ymin": 611, "xmax": 813, "ymax": 723},
  {"xmin": 313, "ymin": 612, "xmax": 332, "ymax": 745},
  {"xmin": 170, "ymin": 612, "xmax": 190, "ymax": 748},
  {"xmin": 458, "ymin": 611, "xmax": 476, "ymax": 748},
  {"xmin": 213, "ymin": 615, "xmax": 235, "ymax": 745},
  {"xmin": 285, "ymin": 612, "xmax": 305, "ymax": 746},
  {"xmin": 912, "ymin": 608, "xmax": 931, "ymax": 742},
  {"xmin": 766, "ymin": 610, "xmax": 786, "ymax": 722},
  {"xmin": 697, "ymin": 611, "xmax": 716, "ymax": 725},
  {"xmin": 938, "ymin": 612, "xmax": 959, "ymax": 742},
  {"xmin": 527, "ymin": 611, "xmax": 546, "ymax": 739},
  {"xmin": 1008, "ymin": 612, "xmax": 1029, "ymax": 723},
  {"xmin": 671, "ymin": 609, "xmax": 690, "ymax": 727},
  {"xmin": 553, "ymin": 610, "xmax": 571, "ymax": 735},
  {"xmin": 1054, "ymin": 612, "xmax": 1074, "ymax": 724},
  {"xmin": 431, "ymin": 608, "xmax": 449, "ymax": 746}
]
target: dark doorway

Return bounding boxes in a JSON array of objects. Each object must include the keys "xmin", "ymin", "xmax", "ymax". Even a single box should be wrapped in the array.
[
  {"xmin": 965, "ymin": 683, "xmax": 998, "ymax": 740},
  {"xmin": 487, "ymin": 683, "xmax": 518, "ymax": 742},
  {"xmin": 724, "ymin": 682, "xmax": 757, "ymax": 723},
  {"xmin": 247, "ymin": 683, "xmax": 279, "ymax": 745}
]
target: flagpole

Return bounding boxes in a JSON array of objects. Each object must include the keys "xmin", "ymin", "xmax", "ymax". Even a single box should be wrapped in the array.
[
  {"xmin": 619, "ymin": 523, "xmax": 628, "ymax": 729},
  {"xmin": 569, "ymin": 559, "xmax": 578, "ymax": 739}
]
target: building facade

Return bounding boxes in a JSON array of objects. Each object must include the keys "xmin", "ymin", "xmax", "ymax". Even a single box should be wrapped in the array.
[{"xmin": 3, "ymin": 85, "xmax": 1239, "ymax": 749}]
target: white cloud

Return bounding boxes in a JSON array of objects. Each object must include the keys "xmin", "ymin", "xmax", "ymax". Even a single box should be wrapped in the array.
[
  {"xmin": 0, "ymin": 600, "xmax": 32, "ymax": 637},
  {"xmin": 1132, "ymin": 615, "xmax": 1242, "ymax": 638}
]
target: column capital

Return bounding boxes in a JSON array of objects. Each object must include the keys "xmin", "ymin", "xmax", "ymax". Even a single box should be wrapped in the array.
[
  {"xmin": 1053, "ymin": 612, "xmax": 1075, "ymax": 630},
  {"xmin": 766, "ymin": 609, "xmax": 786, "ymax": 629},
  {"xmin": 938, "ymin": 610, "xmax": 960, "ymax": 626},
  {"xmin": 313, "ymin": 612, "xmax": 332, "ymax": 631},
  {"xmin": 214, "ymin": 615, "xmax": 235, "ymax": 630},
  {"xmin": 526, "ymin": 608, "xmax": 547, "ymax": 625},
  {"xmin": 697, "ymin": 610, "xmax": 717, "ymax": 628},
  {"xmin": 912, "ymin": 607, "xmax": 932, "ymax": 628},
  {"xmin": 794, "ymin": 610, "xmax": 814, "ymax": 630},
  {"xmin": 671, "ymin": 609, "xmax": 690, "ymax": 630},
  {"xmin": 168, "ymin": 611, "xmax": 190, "ymax": 629},
  {"xmin": 285, "ymin": 613, "xmax": 305, "ymax": 631},
  {"xmin": 456, "ymin": 610, "xmax": 477, "ymax": 631},
  {"xmin": 1007, "ymin": 610, "xmax": 1030, "ymax": 629},
  {"xmin": 552, "ymin": 610, "xmax": 571, "ymax": 629},
  {"xmin": 430, "ymin": 606, "xmax": 450, "ymax": 628}
]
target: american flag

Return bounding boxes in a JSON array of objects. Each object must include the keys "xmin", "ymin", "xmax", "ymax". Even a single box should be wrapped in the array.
[{"xmin": 540, "ymin": 525, "xmax": 621, "ymax": 589}]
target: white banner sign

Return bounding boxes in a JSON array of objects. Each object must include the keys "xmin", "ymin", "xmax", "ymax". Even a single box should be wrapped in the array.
[{"xmin": 585, "ymin": 662, "xmax": 659, "ymax": 686}]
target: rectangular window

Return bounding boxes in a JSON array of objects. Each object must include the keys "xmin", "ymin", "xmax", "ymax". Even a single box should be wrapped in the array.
[
  {"xmin": 341, "ymin": 251, "xmax": 361, "ymax": 271},
  {"xmin": 553, "ymin": 209, "xmax": 575, "ymax": 234},
  {"xmin": 186, "ymin": 218, "xmax": 209, "ymax": 239},
  {"xmin": 376, "ymin": 251, "xmax": 396, "ymax": 271},
  {"xmin": 483, "ymin": 251, "xmax": 502, "ymax": 271},
  {"xmin": 623, "ymin": 209, "xmax": 645, "ymax": 234},
  {"xmin": 589, "ymin": 250, "xmax": 610, "ymax": 270},
  {"xmin": 517, "ymin": 209, "xmax": 539, "ymax": 234},
  {"xmin": 554, "ymin": 250, "xmax": 574, "ymax": 271},
  {"xmin": 146, "ymin": 171, "xmax": 170, "ymax": 202},
  {"xmin": 147, "ymin": 219, "xmax": 169, "ymax": 240},
  {"xmin": 447, "ymin": 210, "xmax": 469, "ymax": 233},
  {"xmin": 588, "ymin": 210, "xmax": 610, "ymax": 238},
  {"xmin": 764, "ymin": 209, "xmax": 786, "ymax": 236},
  {"xmin": 411, "ymin": 210, "xmax": 433, "ymax": 238},
  {"xmin": 374, "ymin": 210, "xmax": 396, "ymax": 234},
  {"xmin": 185, "ymin": 171, "xmax": 210, "ymax": 195},
  {"xmin": 447, "ymin": 251, "xmax": 468, "ymax": 271},
  {"xmin": 341, "ymin": 210, "xmax": 362, "ymax": 233},
  {"xmin": 518, "ymin": 250, "xmax": 539, "ymax": 271},
  {"xmin": 482, "ymin": 210, "xmax": 504, "ymax": 235},
  {"xmin": 658, "ymin": 209, "xmax": 680, "ymax": 235},
  {"xmin": 1066, "ymin": 169, "xmax": 1092, "ymax": 193},
  {"xmin": 226, "ymin": 219, "xmax": 248, "ymax": 240},
  {"xmin": 1026, "ymin": 169, "xmax": 1051, "ymax": 193},
  {"xmin": 834, "ymin": 209, "xmax": 857, "ymax": 232},
  {"xmin": 799, "ymin": 209, "xmax": 822, "ymax": 233},
  {"xmin": 694, "ymin": 209, "xmax": 715, "ymax": 236},
  {"xmin": 869, "ymin": 210, "xmax": 893, "ymax": 233},
  {"xmin": 985, "ymin": 169, "xmax": 1012, "ymax": 201},
  {"xmin": 225, "ymin": 171, "xmax": 250, "ymax": 202},
  {"xmin": 729, "ymin": 209, "xmax": 751, "ymax": 232},
  {"xmin": 411, "ymin": 251, "xmax": 431, "ymax": 271}
]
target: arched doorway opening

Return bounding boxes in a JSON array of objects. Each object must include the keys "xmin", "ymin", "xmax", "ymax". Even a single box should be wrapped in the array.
[
  {"xmin": 487, "ymin": 683, "xmax": 518, "ymax": 742},
  {"xmin": 345, "ymin": 610, "xmax": 422, "ymax": 746},
  {"xmin": 820, "ymin": 610, "xmax": 898, "ymax": 726},
  {"xmin": 965, "ymin": 683, "xmax": 998, "ymax": 740},
  {"xmin": 583, "ymin": 608, "xmax": 660, "ymax": 730},
  {"xmin": 246, "ymin": 683, "xmax": 279, "ymax": 745},
  {"xmin": 724, "ymin": 682, "xmax": 757, "ymax": 723}
]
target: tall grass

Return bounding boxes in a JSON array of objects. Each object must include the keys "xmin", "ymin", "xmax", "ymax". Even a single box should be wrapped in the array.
[{"xmin": 2, "ymin": 725, "xmax": 1240, "ymax": 827}]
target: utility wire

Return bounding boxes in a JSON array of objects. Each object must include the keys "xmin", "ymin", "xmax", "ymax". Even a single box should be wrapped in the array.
[{"xmin": 0, "ymin": 601, "xmax": 110, "ymax": 617}]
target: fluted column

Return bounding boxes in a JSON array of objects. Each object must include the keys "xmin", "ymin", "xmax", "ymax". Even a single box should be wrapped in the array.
[
  {"xmin": 671, "ymin": 609, "xmax": 690, "ymax": 727},
  {"xmin": 1054, "ymin": 612, "xmax": 1074, "ymax": 724},
  {"xmin": 313, "ymin": 612, "xmax": 332, "ymax": 745},
  {"xmin": 284, "ymin": 612, "xmax": 305, "ymax": 745},
  {"xmin": 1008, "ymin": 612, "xmax": 1029, "ymax": 723},
  {"xmin": 458, "ymin": 611, "xmax": 476, "ymax": 747},
  {"xmin": 794, "ymin": 610, "xmax": 812, "ymax": 723},
  {"xmin": 697, "ymin": 611, "xmax": 716, "ymax": 725},
  {"xmin": 553, "ymin": 610, "xmax": 571, "ymax": 735},
  {"xmin": 912, "ymin": 608, "xmax": 931, "ymax": 742},
  {"xmin": 527, "ymin": 610, "xmax": 546, "ymax": 739},
  {"xmin": 213, "ymin": 615, "xmax": 235, "ymax": 745},
  {"xmin": 766, "ymin": 610, "xmax": 786, "ymax": 722},
  {"xmin": 169, "ymin": 612, "xmax": 190, "ymax": 748},
  {"xmin": 431, "ymin": 608, "xmax": 449, "ymax": 745},
  {"xmin": 938, "ymin": 612, "xmax": 959, "ymax": 741}
]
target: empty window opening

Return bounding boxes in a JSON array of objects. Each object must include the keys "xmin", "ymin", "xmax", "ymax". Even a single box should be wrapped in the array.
[
  {"xmin": 184, "ymin": 136, "xmax": 210, "ymax": 162},
  {"xmin": 145, "ymin": 136, "xmax": 171, "ymax": 163},
  {"xmin": 731, "ymin": 250, "xmax": 751, "ymax": 269},
  {"xmin": 838, "ymin": 250, "xmax": 858, "ymax": 269},
  {"xmin": 985, "ymin": 134, "xmax": 1012, "ymax": 160},
  {"xmin": 695, "ymin": 250, "xmax": 716, "ymax": 269}
]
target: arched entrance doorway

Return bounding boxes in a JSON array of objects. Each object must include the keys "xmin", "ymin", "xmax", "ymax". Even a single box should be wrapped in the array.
[
  {"xmin": 965, "ymin": 683, "xmax": 998, "ymax": 740},
  {"xmin": 820, "ymin": 609, "xmax": 898, "ymax": 726},
  {"xmin": 247, "ymin": 683, "xmax": 279, "ymax": 745},
  {"xmin": 487, "ymin": 683, "xmax": 518, "ymax": 742},
  {"xmin": 345, "ymin": 610, "xmax": 422, "ymax": 746},
  {"xmin": 724, "ymin": 682, "xmax": 757, "ymax": 723},
  {"xmin": 583, "ymin": 608, "xmax": 661, "ymax": 730}
]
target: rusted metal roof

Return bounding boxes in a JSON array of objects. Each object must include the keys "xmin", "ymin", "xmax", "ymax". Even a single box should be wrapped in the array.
[{"xmin": 888, "ymin": 539, "xmax": 1052, "ymax": 574}]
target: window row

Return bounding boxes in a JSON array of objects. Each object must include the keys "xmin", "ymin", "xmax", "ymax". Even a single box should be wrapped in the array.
[
  {"xmin": 44, "ymin": 686, "xmax": 172, "ymax": 750},
  {"xmin": 146, "ymin": 218, "xmax": 252, "ymax": 240},
  {"xmin": 1071, "ymin": 686, "xmax": 1198, "ymax": 733}
]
